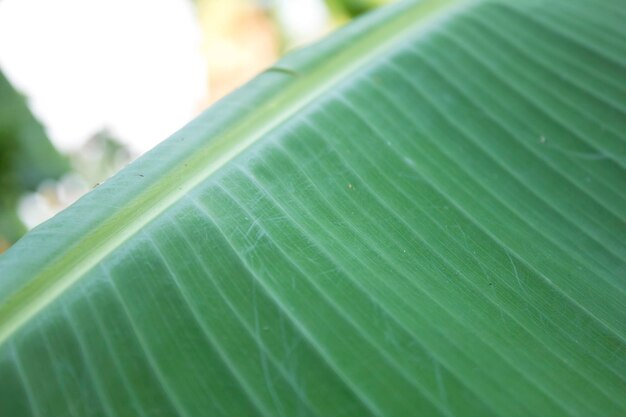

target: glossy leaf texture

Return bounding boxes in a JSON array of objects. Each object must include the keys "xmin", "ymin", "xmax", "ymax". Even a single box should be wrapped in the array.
[{"xmin": 1, "ymin": 0, "xmax": 625, "ymax": 416}]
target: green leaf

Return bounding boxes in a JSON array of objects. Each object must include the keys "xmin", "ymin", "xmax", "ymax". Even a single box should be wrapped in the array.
[{"xmin": 1, "ymin": 0, "xmax": 625, "ymax": 415}]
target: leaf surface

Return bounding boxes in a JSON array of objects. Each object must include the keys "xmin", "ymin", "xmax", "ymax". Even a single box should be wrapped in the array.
[{"xmin": 1, "ymin": 0, "xmax": 625, "ymax": 416}]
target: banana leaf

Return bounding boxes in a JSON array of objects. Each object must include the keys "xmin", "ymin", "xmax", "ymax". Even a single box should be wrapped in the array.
[{"xmin": 1, "ymin": 0, "xmax": 625, "ymax": 415}]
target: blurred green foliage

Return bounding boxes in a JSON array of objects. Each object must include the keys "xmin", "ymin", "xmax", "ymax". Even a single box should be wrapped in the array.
[
  {"xmin": 324, "ymin": 0, "xmax": 391, "ymax": 18},
  {"xmin": 0, "ymin": 69, "xmax": 69, "ymax": 246}
]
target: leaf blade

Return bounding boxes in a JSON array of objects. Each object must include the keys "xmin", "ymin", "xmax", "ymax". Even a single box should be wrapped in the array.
[{"xmin": 1, "ymin": 0, "xmax": 625, "ymax": 416}]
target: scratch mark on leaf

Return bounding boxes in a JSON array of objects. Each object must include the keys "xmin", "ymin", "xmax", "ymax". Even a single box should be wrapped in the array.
[{"xmin": 505, "ymin": 251, "xmax": 527, "ymax": 297}]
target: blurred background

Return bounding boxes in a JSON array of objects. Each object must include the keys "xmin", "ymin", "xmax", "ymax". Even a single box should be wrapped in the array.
[{"xmin": 0, "ymin": 0, "xmax": 394, "ymax": 251}]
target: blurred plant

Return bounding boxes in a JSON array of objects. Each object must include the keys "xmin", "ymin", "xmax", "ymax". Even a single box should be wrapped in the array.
[
  {"xmin": 324, "ymin": 0, "xmax": 393, "ymax": 20},
  {"xmin": 16, "ymin": 130, "xmax": 133, "ymax": 237},
  {"xmin": 71, "ymin": 129, "xmax": 133, "ymax": 187},
  {"xmin": 0, "ymin": 69, "xmax": 69, "ymax": 249}
]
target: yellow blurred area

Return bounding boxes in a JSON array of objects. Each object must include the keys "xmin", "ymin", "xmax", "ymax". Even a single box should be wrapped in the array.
[{"xmin": 197, "ymin": 0, "xmax": 281, "ymax": 104}]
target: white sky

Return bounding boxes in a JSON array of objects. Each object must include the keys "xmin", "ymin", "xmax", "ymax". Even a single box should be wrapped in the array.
[
  {"xmin": 274, "ymin": 0, "xmax": 329, "ymax": 44},
  {"xmin": 0, "ymin": 0, "xmax": 207, "ymax": 154}
]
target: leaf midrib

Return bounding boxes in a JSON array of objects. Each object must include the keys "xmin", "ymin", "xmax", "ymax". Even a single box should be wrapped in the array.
[{"xmin": 0, "ymin": 0, "xmax": 472, "ymax": 345}]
